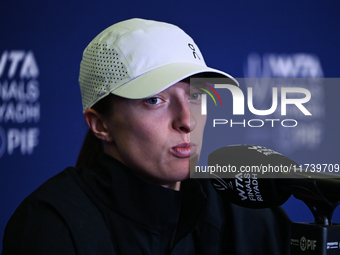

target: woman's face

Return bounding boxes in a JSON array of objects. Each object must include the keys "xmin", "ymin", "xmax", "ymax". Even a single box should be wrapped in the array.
[{"xmin": 103, "ymin": 79, "xmax": 206, "ymax": 189}]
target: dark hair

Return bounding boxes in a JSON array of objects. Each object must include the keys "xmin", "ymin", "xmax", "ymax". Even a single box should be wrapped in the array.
[{"xmin": 76, "ymin": 94, "xmax": 114, "ymax": 168}]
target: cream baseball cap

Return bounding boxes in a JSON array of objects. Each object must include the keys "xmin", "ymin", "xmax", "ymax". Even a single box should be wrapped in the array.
[{"xmin": 79, "ymin": 18, "xmax": 238, "ymax": 113}]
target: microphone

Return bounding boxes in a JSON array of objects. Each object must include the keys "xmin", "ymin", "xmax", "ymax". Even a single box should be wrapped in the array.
[
  {"xmin": 209, "ymin": 145, "xmax": 340, "ymax": 213},
  {"xmin": 208, "ymin": 144, "xmax": 340, "ymax": 249},
  {"xmin": 209, "ymin": 145, "xmax": 296, "ymax": 209}
]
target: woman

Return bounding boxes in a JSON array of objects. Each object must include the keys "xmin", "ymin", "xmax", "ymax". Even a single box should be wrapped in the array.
[{"xmin": 2, "ymin": 18, "xmax": 290, "ymax": 255}]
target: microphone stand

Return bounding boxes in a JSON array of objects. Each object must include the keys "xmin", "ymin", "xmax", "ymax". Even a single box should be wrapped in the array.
[{"xmin": 290, "ymin": 176, "xmax": 340, "ymax": 255}]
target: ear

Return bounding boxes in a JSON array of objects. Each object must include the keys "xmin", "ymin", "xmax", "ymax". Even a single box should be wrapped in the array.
[{"xmin": 84, "ymin": 109, "xmax": 113, "ymax": 142}]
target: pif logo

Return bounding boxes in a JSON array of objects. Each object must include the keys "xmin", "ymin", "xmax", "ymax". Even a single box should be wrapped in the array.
[{"xmin": 300, "ymin": 236, "xmax": 317, "ymax": 251}]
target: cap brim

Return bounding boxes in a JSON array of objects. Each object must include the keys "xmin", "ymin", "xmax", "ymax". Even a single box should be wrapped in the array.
[{"xmin": 110, "ymin": 62, "xmax": 238, "ymax": 99}]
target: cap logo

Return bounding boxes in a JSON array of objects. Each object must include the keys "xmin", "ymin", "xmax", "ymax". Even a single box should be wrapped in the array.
[{"xmin": 188, "ymin": 43, "xmax": 201, "ymax": 60}]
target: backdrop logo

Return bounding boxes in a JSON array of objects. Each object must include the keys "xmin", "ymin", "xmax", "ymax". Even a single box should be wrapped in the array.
[
  {"xmin": 241, "ymin": 53, "xmax": 324, "ymax": 152},
  {"xmin": 244, "ymin": 53, "xmax": 323, "ymax": 78},
  {"xmin": 0, "ymin": 50, "xmax": 40, "ymax": 158}
]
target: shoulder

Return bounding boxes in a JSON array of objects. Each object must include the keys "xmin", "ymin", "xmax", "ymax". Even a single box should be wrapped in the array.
[
  {"xmin": 2, "ymin": 167, "xmax": 113, "ymax": 255},
  {"xmin": 13, "ymin": 167, "xmax": 90, "ymax": 218},
  {"xmin": 8, "ymin": 166, "xmax": 109, "ymax": 226}
]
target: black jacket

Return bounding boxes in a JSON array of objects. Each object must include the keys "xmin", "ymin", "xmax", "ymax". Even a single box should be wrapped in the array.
[{"xmin": 2, "ymin": 153, "xmax": 291, "ymax": 254}]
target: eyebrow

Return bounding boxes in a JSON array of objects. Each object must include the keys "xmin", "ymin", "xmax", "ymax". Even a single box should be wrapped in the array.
[{"xmin": 190, "ymin": 82, "xmax": 207, "ymax": 89}]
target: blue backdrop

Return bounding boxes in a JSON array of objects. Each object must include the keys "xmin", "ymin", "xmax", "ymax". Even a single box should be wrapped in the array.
[{"xmin": 1, "ymin": 0, "xmax": 340, "ymax": 251}]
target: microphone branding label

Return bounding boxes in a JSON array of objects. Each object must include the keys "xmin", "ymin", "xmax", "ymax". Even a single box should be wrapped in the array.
[
  {"xmin": 235, "ymin": 172, "xmax": 263, "ymax": 202},
  {"xmin": 247, "ymin": 145, "xmax": 282, "ymax": 156}
]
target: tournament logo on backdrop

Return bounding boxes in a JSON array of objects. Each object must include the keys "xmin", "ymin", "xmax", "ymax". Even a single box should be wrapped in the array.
[
  {"xmin": 0, "ymin": 50, "xmax": 40, "ymax": 158},
  {"xmin": 190, "ymin": 52, "xmax": 324, "ymax": 171},
  {"xmin": 242, "ymin": 53, "xmax": 324, "ymax": 153}
]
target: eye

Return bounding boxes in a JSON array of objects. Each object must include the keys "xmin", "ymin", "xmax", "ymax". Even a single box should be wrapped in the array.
[
  {"xmin": 146, "ymin": 97, "xmax": 161, "ymax": 105},
  {"xmin": 190, "ymin": 92, "xmax": 202, "ymax": 100}
]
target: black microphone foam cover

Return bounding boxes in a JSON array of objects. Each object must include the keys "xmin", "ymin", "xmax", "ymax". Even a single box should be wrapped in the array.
[{"xmin": 209, "ymin": 145, "xmax": 297, "ymax": 208}]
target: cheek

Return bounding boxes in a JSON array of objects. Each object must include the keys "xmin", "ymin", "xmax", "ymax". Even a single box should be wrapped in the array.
[
  {"xmin": 191, "ymin": 114, "xmax": 206, "ymax": 154},
  {"xmin": 113, "ymin": 120, "xmax": 172, "ymax": 176},
  {"xmin": 198, "ymin": 114, "xmax": 207, "ymax": 128},
  {"xmin": 193, "ymin": 113, "xmax": 207, "ymax": 136},
  {"xmin": 111, "ymin": 113, "xmax": 168, "ymax": 155}
]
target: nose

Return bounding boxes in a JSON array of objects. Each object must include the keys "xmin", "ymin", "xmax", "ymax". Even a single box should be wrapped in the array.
[{"xmin": 172, "ymin": 98, "xmax": 197, "ymax": 133}]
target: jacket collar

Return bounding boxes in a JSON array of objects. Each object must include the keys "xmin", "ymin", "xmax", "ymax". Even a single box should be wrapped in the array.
[{"xmin": 80, "ymin": 152, "xmax": 207, "ymax": 233}]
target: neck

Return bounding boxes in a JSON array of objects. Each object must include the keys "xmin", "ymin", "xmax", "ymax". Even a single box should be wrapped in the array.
[{"xmin": 162, "ymin": 181, "xmax": 181, "ymax": 191}]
